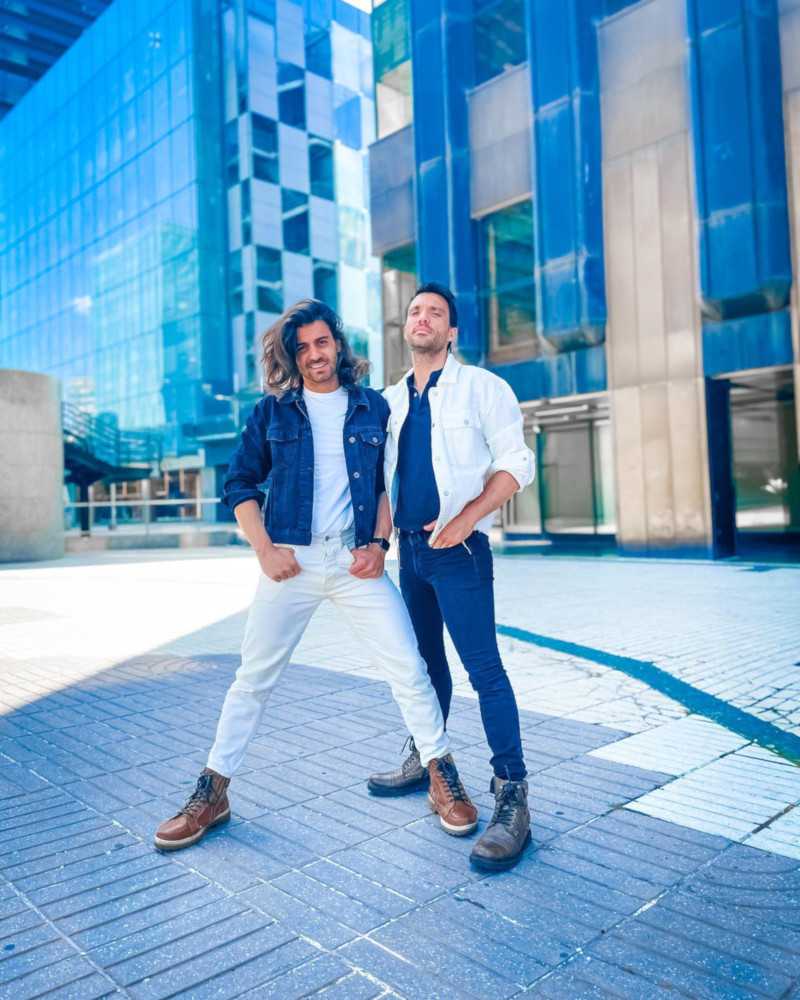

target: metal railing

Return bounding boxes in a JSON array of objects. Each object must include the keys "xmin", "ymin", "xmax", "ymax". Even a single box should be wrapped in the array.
[
  {"xmin": 62, "ymin": 402, "xmax": 162, "ymax": 469},
  {"xmin": 64, "ymin": 497, "xmax": 225, "ymax": 535}
]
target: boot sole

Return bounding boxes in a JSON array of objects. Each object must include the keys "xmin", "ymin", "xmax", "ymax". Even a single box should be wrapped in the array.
[
  {"xmin": 469, "ymin": 830, "xmax": 532, "ymax": 872},
  {"xmin": 153, "ymin": 808, "xmax": 231, "ymax": 851},
  {"xmin": 367, "ymin": 774, "xmax": 429, "ymax": 797},
  {"xmin": 428, "ymin": 795, "xmax": 478, "ymax": 837}
]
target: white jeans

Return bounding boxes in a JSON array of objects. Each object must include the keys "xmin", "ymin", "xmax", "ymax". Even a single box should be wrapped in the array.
[{"xmin": 207, "ymin": 533, "xmax": 450, "ymax": 777}]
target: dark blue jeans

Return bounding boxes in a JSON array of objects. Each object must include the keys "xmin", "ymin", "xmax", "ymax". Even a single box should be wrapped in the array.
[{"xmin": 398, "ymin": 529, "xmax": 527, "ymax": 781}]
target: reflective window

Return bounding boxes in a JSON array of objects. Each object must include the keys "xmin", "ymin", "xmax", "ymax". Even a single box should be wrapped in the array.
[
  {"xmin": 479, "ymin": 199, "xmax": 536, "ymax": 360},
  {"xmin": 281, "ymin": 188, "xmax": 309, "ymax": 254},
  {"xmin": 277, "ymin": 62, "xmax": 306, "ymax": 128},
  {"xmin": 256, "ymin": 245, "xmax": 282, "ymax": 312},
  {"xmin": 306, "ymin": 28, "xmax": 332, "ymax": 79},
  {"xmin": 474, "ymin": 0, "xmax": 527, "ymax": 86},
  {"xmin": 731, "ymin": 373, "xmax": 800, "ymax": 534},
  {"xmin": 309, "ymin": 135, "xmax": 334, "ymax": 200},
  {"xmin": 229, "ymin": 250, "xmax": 243, "ymax": 315},
  {"xmin": 313, "ymin": 259, "xmax": 338, "ymax": 311},
  {"xmin": 381, "ymin": 243, "xmax": 416, "ymax": 385},
  {"xmin": 373, "ymin": 0, "xmax": 412, "ymax": 139},
  {"xmin": 252, "ymin": 112, "xmax": 279, "ymax": 183}
]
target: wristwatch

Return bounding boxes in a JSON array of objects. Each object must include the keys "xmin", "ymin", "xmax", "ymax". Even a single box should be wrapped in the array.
[{"xmin": 370, "ymin": 537, "xmax": 390, "ymax": 551}]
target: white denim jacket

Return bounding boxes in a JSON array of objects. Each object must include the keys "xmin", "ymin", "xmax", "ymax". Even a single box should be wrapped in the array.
[{"xmin": 383, "ymin": 354, "xmax": 536, "ymax": 544}]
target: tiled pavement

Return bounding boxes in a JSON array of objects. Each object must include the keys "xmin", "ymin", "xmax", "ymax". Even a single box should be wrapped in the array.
[{"xmin": 0, "ymin": 549, "xmax": 799, "ymax": 998}]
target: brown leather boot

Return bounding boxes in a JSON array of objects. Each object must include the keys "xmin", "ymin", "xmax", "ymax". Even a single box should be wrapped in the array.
[
  {"xmin": 427, "ymin": 755, "xmax": 478, "ymax": 836},
  {"xmin": 154, "ymin": 768, "xmax": 231, "ymax": 851}
]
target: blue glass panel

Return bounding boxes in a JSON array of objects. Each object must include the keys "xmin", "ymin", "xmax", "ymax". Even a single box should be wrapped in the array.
[
  {"xmin": 474, "ymin": 0, "xmax": 526, "ymax": 85},
  {"xmin": 334, "ymin": 94, "xmax": 361, "ymax": 149},
  {"xmin": 688, "ymin": 0, "xmax": 791, "ymax": 320},
  {"xmin": 278, "ymin": 62, "xmax": 306, "ymax": 127},
  {"xmin": 306, "ymin": 27, "xmax": 332, "ymax": 78}
]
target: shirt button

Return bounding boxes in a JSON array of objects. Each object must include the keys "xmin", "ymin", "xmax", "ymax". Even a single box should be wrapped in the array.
[
  {"xmin": 353, "ymin": 471, "xmax": 360, "ymax": 479},
  {"xmin": 372, "ymin": 436, "xmax": 378, "ymax": 443},
  {"xmin": 348, "ymin": 436, "xmax": 356, "ymax": 444},
  {"xmin": 444, "ymin": 491, "xmax": 450, "ymax": 497}
]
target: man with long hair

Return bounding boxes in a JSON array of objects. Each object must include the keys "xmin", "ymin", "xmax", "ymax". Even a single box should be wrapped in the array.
[
  {"xmin": 154, "ymin": 299, "xmax": 476, "ymax": 852},
  {"xmin": 367, "ymin": 282, "xmax": 536, "ymax": 873}
]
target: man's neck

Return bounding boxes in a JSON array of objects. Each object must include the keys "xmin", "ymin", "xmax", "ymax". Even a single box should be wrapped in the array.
[{"xmin": 412, "ymin": 351, "xmax": 447, "ymax": 392}]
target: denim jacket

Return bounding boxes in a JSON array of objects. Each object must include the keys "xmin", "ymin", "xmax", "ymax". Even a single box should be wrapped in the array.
[{"xmin": 223, "ymin": 384, "xmax": 389, "ymax": 548}]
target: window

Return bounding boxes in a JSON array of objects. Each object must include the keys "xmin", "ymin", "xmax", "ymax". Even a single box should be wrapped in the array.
[
  {"xmin": 256, "ymin": 246, "xmax": 282, "ymax": 313},
  {"xmin": 479, "ymin": 199, "xmax": 536, "ymax": 359},
  {"xmin": 373, "ymin": 0, "xmax": 412, "ymax": 139},
  {"xmin": 474, "ymin": 0, "xmax": 527, "ymax": 86},
  {"xmin": 229, "ymin": 250, "xmax": 243, "ymax": 315},
  {"xmin": 381, "ymin": 243, "xmax": 416, "ymax": 385},
  {"xmin": 309, "ymin": 135, "xmax": 334, "ymax": 200},
  {"xmin": 281, "ymin": 188, "xmax": 309, "ymax": 254},
  {"xmin": 241, "ymin": 179, "xmax": 251, "ymax": 245},
  {"xmin": 313, "ymin": 259, "xmax": 337, "ymax": 311},
  {"xmin": 306, "ymin": 28, "xmax": 331, "ymax": 79},
  {"xmin": 252, "ymin": 113, "xmax": 278, "ymax": 184},
  {"xmin": 278, "ymin": 63, "xmax": 305, "ymax": 129}
]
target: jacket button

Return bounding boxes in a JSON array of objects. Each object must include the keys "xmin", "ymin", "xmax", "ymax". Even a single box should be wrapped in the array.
[
  {"xmin": 358, "ymin": 504, "xmax": 365, "ymax": 511},
  {"xmin": 353, "ymin": 471, "xmax": 360, "ymax": 479},
  {"xmin": 348, "ymin": 436, "xmax": 356, "ymax": 444}
]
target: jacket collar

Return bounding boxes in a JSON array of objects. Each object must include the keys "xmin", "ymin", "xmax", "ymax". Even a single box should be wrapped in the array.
[
  {"xmin": 276, "ymin": 383, "xmax": 369, "ymax": 408},
  {"xmin": 399, "ymin": 352, "xmax": 462, "ymax": 387}
]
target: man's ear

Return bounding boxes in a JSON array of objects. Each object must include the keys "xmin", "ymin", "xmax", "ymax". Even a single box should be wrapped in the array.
[{"xmin": 448, "ymin": 326, "xmax": 458, "ymax": 350}]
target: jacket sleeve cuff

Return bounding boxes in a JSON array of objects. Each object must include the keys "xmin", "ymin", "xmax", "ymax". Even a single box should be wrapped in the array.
[
  {"xmin": 224, "ymin": 487, "xmax": 265, "ymax": 511},
  {"xmin": 489, "ymin": 450, "xmax": 536, "ymax": 492}
]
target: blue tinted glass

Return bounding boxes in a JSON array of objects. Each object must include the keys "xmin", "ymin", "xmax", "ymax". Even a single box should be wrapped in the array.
[
  {"xmin": 480, "ymin": 199, "xmax": 536, "ymax": 352},
  {"xmin": 277, "ymin": 62, "xmax": 306, "ymax": 128},
  {"xmin": 309, "ymin": 135, "xmax": 334, "ymax": 199},
  {"xmin": 313, "ymin": 259, "xmax": 337, "ymax": 310},
  {"xmin": 306, "ymin": 28, "xmax": 332, "ymax": 78},
  {"xmin": 474, "ymin": 0, "xmax": 527, "ymax": 86}
]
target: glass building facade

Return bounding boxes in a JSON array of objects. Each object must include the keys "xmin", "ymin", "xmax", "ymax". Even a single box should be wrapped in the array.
[
  {"xmin": 0, "ymin": 0, "xmax": 379, "ymax": 513},
  {"xmin": 369, "ymin": 0, "xmax": 800, "ymax": 558}
]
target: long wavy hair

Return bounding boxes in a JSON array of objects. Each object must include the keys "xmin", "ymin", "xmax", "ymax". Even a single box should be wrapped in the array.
[{"xmin": 260, "ymin": 299, "xmax": 371, "ymax": 395}]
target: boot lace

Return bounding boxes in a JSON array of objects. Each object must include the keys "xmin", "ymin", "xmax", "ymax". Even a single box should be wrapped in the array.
[
  {"xmin": 180, "ymin": 773, "xmax": 216, "ymax": 818},
  {"xmin": 434, "ymin": 757, "xmax": 469, "ymax": 802},
  {"xmin": 400, "ymin": 736, "xmax": 420, "ymax": 775},
  {"xmin": 490, "ymin": 782, "xmax": 524, "ymax": 830}
]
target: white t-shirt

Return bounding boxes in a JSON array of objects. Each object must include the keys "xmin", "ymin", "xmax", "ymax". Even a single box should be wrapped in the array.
[{"xmin": 303, "ymin": 386, "xmax": 353, "ymax": 536}]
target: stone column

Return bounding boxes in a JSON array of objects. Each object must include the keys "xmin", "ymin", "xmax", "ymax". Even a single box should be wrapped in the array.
[
  {"xmin": 0, "ymin": 370, "xmax": 64, "ymax": 562},
  {"xmin": 780, "ymin": 0, "xmax": 800, "ymax": 457},
  {"xmin": 599, "ymin": 0, "xmax": 713, "ymax": 555}
]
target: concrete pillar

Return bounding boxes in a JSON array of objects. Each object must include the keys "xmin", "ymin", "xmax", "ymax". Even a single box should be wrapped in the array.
[
  {"xmin": 780, "ymin": 0, "xmax": 800, "ymax": 458},
  {"xmin": 0, "ymin": 370, "xmax": 64, "ymax": 561},
  {"xmin": 599, "ymin": 0, "xmax": 713, "ymax": 555}
]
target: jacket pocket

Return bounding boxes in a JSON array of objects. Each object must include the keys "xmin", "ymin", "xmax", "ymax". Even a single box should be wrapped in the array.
[
  {"xmin": 266, "ymin": 425, "xmax": 300, "ymax": 470},
  {"xmin": 439, "ymin": 410, "xmax": 484, "ymax": 468}
]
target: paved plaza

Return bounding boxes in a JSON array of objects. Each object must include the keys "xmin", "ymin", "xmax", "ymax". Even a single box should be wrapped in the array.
[{"xmin": 1, "ymin": 548, "xmax": 799, "ymax": 998}]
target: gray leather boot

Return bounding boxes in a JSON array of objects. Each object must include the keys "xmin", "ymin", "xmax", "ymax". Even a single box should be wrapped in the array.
[
  {"xmin": 367, "ymin": 737, "xmax": 428, "ymax": 796},
  {"xmin": 469, "ymin": 777, "xmax": 531, "ymax": 872}
]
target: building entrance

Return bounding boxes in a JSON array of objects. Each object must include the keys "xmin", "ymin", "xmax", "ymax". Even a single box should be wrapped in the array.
[
  {"xmin": 729, "ymin": 369, "xmax": 800, "ymax": 555},
  {"xmin": 504, "ymin": 396, "xmax": 616, "ymax": 545}
]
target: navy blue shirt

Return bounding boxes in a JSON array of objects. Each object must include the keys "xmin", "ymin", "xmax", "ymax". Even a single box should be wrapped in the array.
[{"xmin": 394, "ymin": 369, "xmax": 442, "ymax": 531}]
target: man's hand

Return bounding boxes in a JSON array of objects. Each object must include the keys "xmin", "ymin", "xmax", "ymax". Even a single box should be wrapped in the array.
[
  {"xmin": 424, "ymin": 512, "xmax": 476, "ymax": 549},
  {"xmin": 257, "ymin": 543, "xmax": 301, "ymax": 582},
  {"xmin": 348, "ymin": 544, "xmax": 386, "ymax": 579}
]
